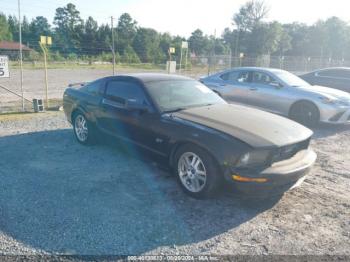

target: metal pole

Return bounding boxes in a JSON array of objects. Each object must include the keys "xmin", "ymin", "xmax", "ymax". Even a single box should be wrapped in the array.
[
  {"xmin": 179, "ymin": 47, "xmax": 183, "ymax": 73},
  {"xmin": 44, "ymin": 53, "xmax": 49, "ymax": 109},
  {"xmin": 184, "ymin": 48, "xmax": 188, "ymax": 72},
  {"xmin": 229, "ymin": 48, "xmax": 232, "ymax": 69},
  {"xmin": 208, "ymin": 29, "xmax": 216, "ymax": 76},
  {"xmin": 111, "ymin": 16, "xmax": 116, "ymax": 76},
  {"xmin": 40, "ymin": 43, "xmax": 49, "ymax": 109},
  {"xmin": 18, "ymin": 0, "xmax": 24, "ymax": 111},
  {"xmin": 234, "ymin": 29, "xmax": 240, "ymax": 67},
  {"xmin": 168, "ymin": 49, "xmax": 172, "ymax": 74}
]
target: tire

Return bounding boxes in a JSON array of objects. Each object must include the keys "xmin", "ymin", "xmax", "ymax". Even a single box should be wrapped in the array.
[
  {"xmin": 173, "ymin": 144, "xmax": 222, "ymax": 199},
  {"xmin": 72, "ymin": 111, "xmax": 97, "ymax": 145},
  {"xmin": 289, "ymin": 101, "xmax": 320, "ymax": 127}
]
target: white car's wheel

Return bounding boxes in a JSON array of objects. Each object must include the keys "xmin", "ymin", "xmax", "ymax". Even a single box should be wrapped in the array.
[{"xmin": 289, "ymin": 101, "xmax": 320, "ymax": 127}]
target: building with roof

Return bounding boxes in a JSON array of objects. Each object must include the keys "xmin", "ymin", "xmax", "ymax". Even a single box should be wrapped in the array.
[{"xmin": 0, "ymin": 41, "xmax": 34, "ymax": 60}]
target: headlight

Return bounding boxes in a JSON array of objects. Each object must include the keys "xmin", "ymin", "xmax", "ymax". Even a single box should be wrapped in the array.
[
  {"xmin": 335, "ymin": 100, "xmax": 350, "ymax": 107},
  {"xmin": 319, "ymin": 97, "xmax": 350, "ymax": 106},
  {"xmin": 319, "ymin": 96, "xmax": 336, "ymax": 104},
  {"xmin": 236, "ymin": 150, "xmax": 270, "ymax": 168}
]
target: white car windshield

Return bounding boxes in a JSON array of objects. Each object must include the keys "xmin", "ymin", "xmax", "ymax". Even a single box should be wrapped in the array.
[{"xmin": 274, "ymin": 70, "xmax": 310, "ymax": 87}]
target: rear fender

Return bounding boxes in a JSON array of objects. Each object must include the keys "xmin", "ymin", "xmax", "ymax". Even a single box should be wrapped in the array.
[{"xmin": 71, "ymin": 103, "xmax": 93, "ymax": 122}]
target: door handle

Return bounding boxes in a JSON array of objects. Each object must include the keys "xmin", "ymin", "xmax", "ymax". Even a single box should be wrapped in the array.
[
  {"xmin": 101, "ymin": 98, "xmax": 124, "ymax": 109},
  {"xmin": 250, "ymin": 87, "xmax": 258, "ymax": 91}
]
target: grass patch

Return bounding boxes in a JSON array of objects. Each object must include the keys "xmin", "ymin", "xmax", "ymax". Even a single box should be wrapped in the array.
[{"xmin": 0, "ymin": 111, "xmax": 62, "ymax": 121}]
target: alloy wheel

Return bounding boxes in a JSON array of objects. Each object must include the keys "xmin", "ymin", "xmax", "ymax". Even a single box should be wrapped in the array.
[
  {"xmin": 178, "ymin": 152, "xmax": 207, "ymax": 193},
  {"xmin": 74, "ymin": 115, "xmax": 89, "ymax": 142}
]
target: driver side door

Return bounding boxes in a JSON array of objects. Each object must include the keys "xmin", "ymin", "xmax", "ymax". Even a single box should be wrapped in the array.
[
  {"xmin": 247, "ymin": 71, "xmax": 287, "ymax": 114},
  {"xmin": 97, "ymin": 78, "xmax": 163, "ymax": 154},
  {"xmin": 216, "ymin": 70, "xmax": 254, "ymax": 105}
]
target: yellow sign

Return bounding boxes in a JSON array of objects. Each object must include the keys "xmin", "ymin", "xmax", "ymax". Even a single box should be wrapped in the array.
[
  {"xmin": 47, "ymin": 36, "xmax": 52, "ymax": 45},
  {"xmin": 169, "ymin": 47, "xmax": 175, "ymax": 54},
  {"xmin": 40, "ymin": 36, "xmax": 52, "ymax": 45},
  {"xmin": 40, "ymin": 36, "xmax": 46, "ymax": 45}
]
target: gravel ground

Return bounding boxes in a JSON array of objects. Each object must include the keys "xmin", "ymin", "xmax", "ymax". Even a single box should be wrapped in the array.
[{"xmin": 0, "ymin": 112, "xmax": 349, "ymax": 256}]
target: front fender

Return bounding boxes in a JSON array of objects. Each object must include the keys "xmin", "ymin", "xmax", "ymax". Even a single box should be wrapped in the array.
[{"xmin": 166, "ymin": 116, "xmax": 251, "ymax": 171}]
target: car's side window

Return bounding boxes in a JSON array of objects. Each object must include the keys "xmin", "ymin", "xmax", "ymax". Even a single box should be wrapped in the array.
[
  {"xmin": 105, "ymin": 80, "xmax": 147, "ymax": 106},
  {"xmin": 251, "ymin": 71, "xmax": 276, "ymax": 86},
  {"xmin": 220, "ymin": 71, "xmax": 239, "ymax": 81},
  {"xmin": 319, "ymin": 69, "xmax": 350, "ymax": 79},
  {"xmin": 342, "ymin": 70, "xmax": 350, "ymax": 79},
  {"xmin": 85, "ymin": 79, "xmax": 103, "ymax": 95},
  {"xmin": 237, "ymin": 71, "xmax": 250, "ymax": 83},
  {"xmin": 318, "ymin": 70, "xmax": 337, "ymax": 77}
]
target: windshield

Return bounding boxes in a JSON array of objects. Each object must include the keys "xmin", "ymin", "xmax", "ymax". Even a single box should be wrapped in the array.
[
  {"xmin": 145, "ymin": 80, "xmax": 226, "ymax": 112},
  {"xmin": 274, "ymin": 70, "xmax": 310, "ymax": 87}
]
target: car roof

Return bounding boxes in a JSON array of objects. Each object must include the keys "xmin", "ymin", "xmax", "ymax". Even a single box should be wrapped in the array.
[
  {"xmin": 112, "ymin": 73, "xmax": 193, "ymax": 83},
  {"xmin": 302, "ymin": 67, "xmax": 350, "ymax": 75},
  {"xmin": 314, "ymin": 67, "xmax": 350, "ymax": 72},
  {"xmin": 234, "ymin": 67, "xmax": 285, "ymax": 72},
  {"xmin": 212, "ymin": 67, "xmax": 285, "ymax": 76}
]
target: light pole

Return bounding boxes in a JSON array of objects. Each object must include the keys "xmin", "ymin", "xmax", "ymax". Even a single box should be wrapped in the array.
[
  {"xmin": 18, "ymin": 0, "xmax": 24, "ymax": 111},
  {"xmin": 39, "ymin": 36, "xmax": 52, "ymax": 109},
  {"xmin": 111, "ymin": 16, "xmax": 116, "ymax": 76}
]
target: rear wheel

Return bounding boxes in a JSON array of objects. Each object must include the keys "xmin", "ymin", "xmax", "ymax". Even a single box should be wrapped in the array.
[
  {"xmin": 73, "ymin": 112, "xmax": 97, "ymax": 145},
  {"xmin": 289, "ymin": 101, "xmax": 320, "ymax": 127},
  {"xmin": 174, "ymin": 144, "xmax": 222, "ymax": 199}
]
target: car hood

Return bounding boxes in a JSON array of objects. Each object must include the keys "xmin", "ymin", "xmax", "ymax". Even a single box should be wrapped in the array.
[
  {"xmin": 298, "ymin": 85, "xmax": 350, "ymax": 101},
  {"xmin": 173, "ymin": 104, "xmax": 313, "ymax": 148}
]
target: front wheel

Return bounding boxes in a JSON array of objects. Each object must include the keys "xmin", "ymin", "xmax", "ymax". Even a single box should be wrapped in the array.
[
  {"xmin": 174, "ymin": 144, "xmax": 222, "ymax": 199},
  {"xmin": 289, "ymin": 101, "xmax": 320, "ymax": 127}
]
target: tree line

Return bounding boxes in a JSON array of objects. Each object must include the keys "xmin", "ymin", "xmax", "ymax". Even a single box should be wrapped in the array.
[{"xmin": 0, "ymin": 0, "xmax": 349, "ymax": 63}]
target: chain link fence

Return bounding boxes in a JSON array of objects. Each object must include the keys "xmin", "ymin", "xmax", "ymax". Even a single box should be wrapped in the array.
[
  {"xmin": 187, "ymin": 55, "xmax": 350, "ymax": 77},
  {"xmin": 1, "ymin": 54, "xmax": 349, "ymax": 113}
]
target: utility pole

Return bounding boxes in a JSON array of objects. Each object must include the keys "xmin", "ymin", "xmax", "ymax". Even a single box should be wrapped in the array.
[
  {"xmin": 179, "ymin": 46, "xmax": 183, "ymax": 73},
  {"xmin": 18, "ymin": 0, "xmax": 24, "ymax": 111},
  {"xmin": 39, "ymin": 36, "xmax": 52, "ymax": 109},
  {"xmin": 228, "ymin": 48, "xmax": 232, "ymax": 69},
  {"xmin": 111, "ymin": 16, "xmax": 116, "ymax": 76},
  {"xmin": 184, "ymin": 44, "xmax": 188, "ymax": 72},
  {"xmin": 208, "ymin": 29, "xmax": 216, "ymax": 76}
]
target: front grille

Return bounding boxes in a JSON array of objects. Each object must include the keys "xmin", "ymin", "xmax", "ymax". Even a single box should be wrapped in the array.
[{"xmin": 271, "ymin": 138, "xmax": 310, "ymax": 164}]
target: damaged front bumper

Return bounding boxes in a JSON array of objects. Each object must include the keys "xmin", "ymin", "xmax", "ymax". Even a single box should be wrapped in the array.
[{"xmin": 224, "ymin": 149, "xmax": 317, "ymax": 196}]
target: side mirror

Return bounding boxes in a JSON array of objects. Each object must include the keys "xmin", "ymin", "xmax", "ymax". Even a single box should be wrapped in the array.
[{"xmin": 126, "ymin": 100, "xmax": 149, "ymax": 112}]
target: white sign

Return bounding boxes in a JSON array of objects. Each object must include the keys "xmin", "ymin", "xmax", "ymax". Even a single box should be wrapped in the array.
[
  {"xmin": 0, "ymin": 56, "xmax": 10, "ymax": 78},
  {"xmin": 181, "ymin": 41, "xmax": 188, "ymax": 49}
]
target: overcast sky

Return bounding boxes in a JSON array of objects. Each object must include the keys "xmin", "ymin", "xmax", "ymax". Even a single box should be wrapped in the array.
[{"xmin": 1, "ymin": 0, "xmax": 349, "ymax": 37}]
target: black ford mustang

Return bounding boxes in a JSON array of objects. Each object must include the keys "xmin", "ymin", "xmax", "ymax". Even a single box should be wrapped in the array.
[{"xmin": 63, "ymin": 73, "xmax": 317, "ymax": 198}]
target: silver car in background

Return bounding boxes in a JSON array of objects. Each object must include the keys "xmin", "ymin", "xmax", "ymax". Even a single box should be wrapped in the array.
[{"xmin": 201, "ymin": 67, "xmax": 350, "ymax": 127}]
